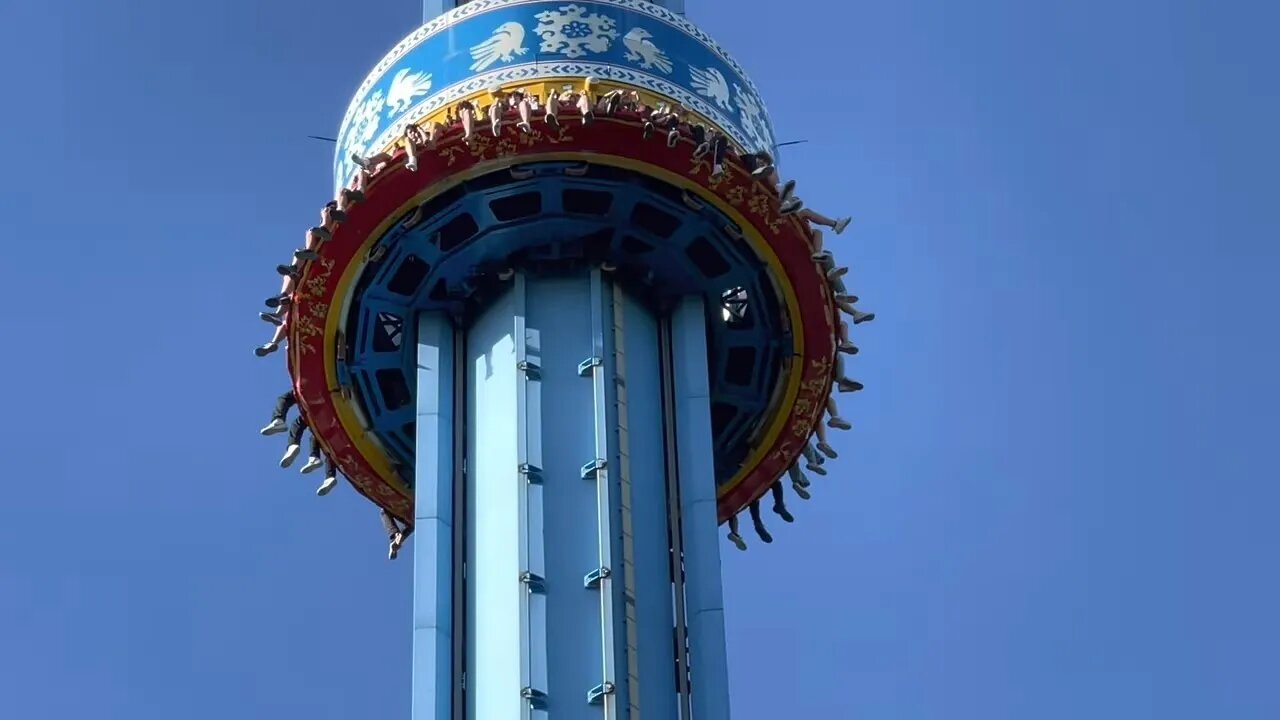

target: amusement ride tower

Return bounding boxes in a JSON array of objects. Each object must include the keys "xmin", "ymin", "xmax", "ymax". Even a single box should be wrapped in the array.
[{"xmin": 282, "ymin": 0, "xmax": 873, "ymax": 717}]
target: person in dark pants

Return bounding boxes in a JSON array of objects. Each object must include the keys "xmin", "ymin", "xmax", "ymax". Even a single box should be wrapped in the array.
[
  {"xmin": 260, "ymin": 390, "xmax": 295, "ymax": 435},
  {"xmin": 299, "ymin": 436, "xmax": 339, "ymax": 496},
  {"xmin": 769, "ymin": 480, "xmax": 795, "ymax": 524},
  {"xmin": 748, "ymin": 499, "xmax": 772, "ymax": 543},
  {"xmin": 690, "ymin": 124, "xmax": 728, "ymax": 176},
  {"xmin": 279, "ymin": 412, "xmax": 310, "ymax": 468},
  {"xmin": 381, "ymin": 509, "xmax": 414, "ymax": 560}
]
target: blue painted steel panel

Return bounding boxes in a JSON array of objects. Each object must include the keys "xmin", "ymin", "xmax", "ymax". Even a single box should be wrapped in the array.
[
  {"xmin": 671, "ymin": 295, "xmax": 732, "ymax": 720},
  {"xmin": 413, "ymin": 312, "xmax": 455, "ymax": 720},
  {"xmin": 526, "ymin": 275, "xmax": 604, "ymax": 717},
  {"xmin": 334, "ymin": 0, "xmax": 777, "ymax": 192},
  {"xmin": 619, "ymin": 292, "xmax": 679, "ymax": 717},
  {"xmin": 466, "ymin": 288, "xmax": 525, "ymax": 719}
]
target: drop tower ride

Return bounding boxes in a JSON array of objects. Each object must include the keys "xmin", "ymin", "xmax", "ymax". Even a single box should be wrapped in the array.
[{"xmin": 284, "ymin": 1, "xmax": 874, "ymax": 717}]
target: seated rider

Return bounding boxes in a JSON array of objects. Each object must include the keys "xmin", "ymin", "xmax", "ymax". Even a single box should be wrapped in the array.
[{"xmin": 382, "ymin": 509, "xmax": 413, "ymax": 560}]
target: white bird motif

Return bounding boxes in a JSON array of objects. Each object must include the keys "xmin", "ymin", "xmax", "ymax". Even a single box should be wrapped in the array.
[
  {"xmin": 385, "ymin": 68, "xmax": 432, "ymax": 116},
  {"xmin": 622, "ymin": 27, "xmax": 672, "ymax": 74},
  {"xmin": 470, "ymin": 21, "xmax": 529, "ymax": 72},
  {"xmin": 689, "ymin": 66, "xmax": 732, "ymax": 111}
]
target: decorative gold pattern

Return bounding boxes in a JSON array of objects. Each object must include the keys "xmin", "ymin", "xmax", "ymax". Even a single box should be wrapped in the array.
[
  {"xmin": 293, "ymin": 314, "xmax": 324, "ymax": 355},
  {"xmin": 300, "ymin": 257, "xmax": 337, "ymax": 300}
]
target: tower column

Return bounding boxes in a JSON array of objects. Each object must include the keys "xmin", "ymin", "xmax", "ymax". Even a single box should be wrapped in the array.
[
  {"xmin": 671, "ymin": 297, "xmax": 732, "ymax": 720},
  {"xmin": 414, "ymin": 312, "xmax": 457, "ymax": 720},
  {"xmin": 463, "ymin": 272, "xmax": 686, "ymax": 719}
]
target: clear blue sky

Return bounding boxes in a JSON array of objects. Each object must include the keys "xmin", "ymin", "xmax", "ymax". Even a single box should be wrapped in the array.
[{"xmin": 1, "ymin": 0, "xmax": 1276, "ymax": 717}]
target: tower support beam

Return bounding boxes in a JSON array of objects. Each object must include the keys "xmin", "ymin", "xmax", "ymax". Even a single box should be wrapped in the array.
[
  {"xmin": 413, "ymin": 312, "xmax": 457, "ymax": 720},
  {"xmin": 671, "ymin": 296, "xmax": 732, "ymax": 720}
]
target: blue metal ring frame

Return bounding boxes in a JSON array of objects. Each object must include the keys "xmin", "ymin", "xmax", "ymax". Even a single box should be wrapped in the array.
[{"xmin": 343, "ymin": 161, "xmax": 788, "ymax": 489}]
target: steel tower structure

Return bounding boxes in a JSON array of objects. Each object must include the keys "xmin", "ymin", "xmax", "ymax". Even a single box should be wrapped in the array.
[{"xmin": 282, "ymin": 1, "xmax": 873, "ymax": 717}]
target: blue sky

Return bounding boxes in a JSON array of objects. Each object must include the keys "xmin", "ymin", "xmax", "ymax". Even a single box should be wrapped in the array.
[{"xmin": 1, "ymin": 0, "xmax": 1276, "ymax": 717}]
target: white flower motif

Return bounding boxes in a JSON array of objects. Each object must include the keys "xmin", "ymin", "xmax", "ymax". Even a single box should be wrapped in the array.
[
  {"xmin": 534, "ymin": 4, "xmax": 618, "ymax": 59},
  {"xmin": 470, "ymin": 21, "xmax": 529, "ymax": 71},
  {"xmin": 385, "ymin": 69, "xmax": 432, "ymax": 117},
  {"xmin": 689, "ymin": 66, "xmax": 732, "ymax": 111},
  {"xmin": 733, "ymin": 83, "xmax": 771, "ymax": 154},
  {"xmin": 622, "ymin": 27, "xmax": 671, "ymax": 74}
]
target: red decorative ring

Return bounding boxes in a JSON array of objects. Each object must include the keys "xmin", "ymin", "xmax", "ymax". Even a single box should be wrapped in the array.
[{"xmin": 286, "ymin": 115, "xmax": 837, "ymax": 526}]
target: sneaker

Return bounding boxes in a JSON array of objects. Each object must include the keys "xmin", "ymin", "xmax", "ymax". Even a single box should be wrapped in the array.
[
  {"xmin": 817, "ymin": 442, "xmax": 838, "ymax": 459},
  {"xmin": 643, "ymin": 121, "xmax": 654, "ymax": 140},
  {"xmin": 259, "ymin": 312, "xmax": 283, "ymax": 326},
  {"xmin": 711, "ymin": 162, "xmax": 724, "ymax": 177},
  {"xmin": 811, "ymin": 250, "xmax": 832, "ymax": 263},
  {"xmin": 693, "ymin": 142, "xmax": 710, "ymax": 159},
  {"xmin": 838, "ymin": 341, "xmax": 858, "ymax": 355},
  {"xmin": 388, "ymin": 541, "xmax": 399, "ymax": 560},
  {"xmin": 254, "ymin": 342, "xmax": 278, "ymax": 357},
  {"xmin": 852, "ymin": 310, "xmax": 876, "ymax": 325},
  {"xmin": 837, "ymin": 378, "xmax": 864, "ymax": 393},
  {"xmin": 329, "ymin": 209, "xmax": 348, "ymax": 224},
  {"xmin": 833, "ymin": 217, "xmax": 851, "ymax": 234},
  {"xmin": 280, "ymin": 444, "xmax": 301, "ymax": 468},
  {"xmin": 545, "ymin": 112, "xmax": 559, "ymax": 128},
  {"xmin": 582, "ymin": 109, "xmax": 594, "ymax": 125},
  {"xmin": 349, "ymin": 152, "xmax": 371, "ymax": 170},
  {"xmin": 300, "ymin": 456, "xmax": 323, "ymax": 474},
  {"xmin": 751, "ymin": 163, "xmax": 772, "ymax": 177},
  {"xmin": 317, "ymin": 474, "xmax": 338, "ymax": 496},
  {"xmin": 780, "ymin": 179, "xmax": 796, "ymax": 200},
  {"xmin": 517, "ymin": 121, "xmax": 532, "ymax": 134},
  {"xmin": 806, "ymin": 462, "xmax": 828, "ymax": 476},
  {"xmin": 276, "ymin": 264, "xmax": 299, "ymax": 278},
  {"xmin": 260, "ymin": 418, "xmax": 287, "ymax": 435},
  {"xmin": 780, "ymin": 197, "xmax": 803, "ymax": 215},
  {"xmin": 774, "ymin": 504, "xmax": 795, "ymax": 523},
  {"xmin": 836, "ymin": 294, "xmax": 859, "ymax": 304},
  {"xmin": 666, "ymin": 129, "xmax": 680, "ymax": 147},
  {"xmin": 727, "ymin": 532, "xmax": 747, "ymax": 551},
  {"xmin": 828, "ymin": 416, "xmax": 852, "ymax": 430},
  {"xmin": 827, "ymin": 266, "xmax": 848, "ymax": 281},
  {"xmin": 753, "ymin": 523, "xmax": 773, "ymax": 544},
  {"xmin": 341, "ymin": 188, "xmax": 365, "ymax": 205},
  {"xmin": 294, "ymin": 249, "xmax": 319, "ymax": 262},
  {"xmin": 792, "ymin": 483, "xmax": 811, "ymax": 500},
  {"xmin": 406, "ymin": 157, "xmax": 419, "ymax": 172},
  {"xmin": 308, "ymin": 226, "xmax": 332, "ymax": 242}
]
